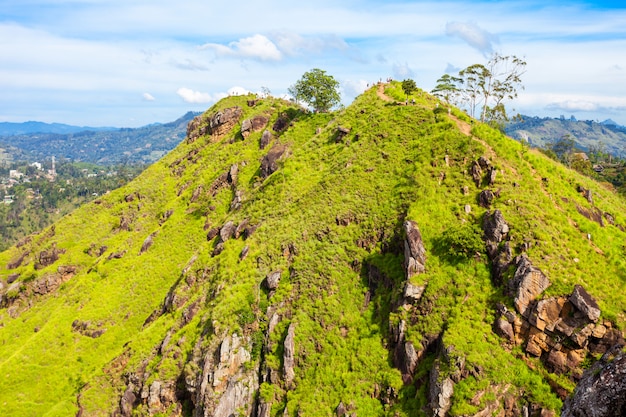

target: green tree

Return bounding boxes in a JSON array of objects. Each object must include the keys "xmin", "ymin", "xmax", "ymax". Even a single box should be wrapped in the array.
[
  {"xmin": 446, "ymin": 53, "xmax": 526, "ymax": 123},
  {"xmin": 288, "ymin": 69, "xmax": 341, "ymax": 113},
  {"xmin": 401, "ymin": 79, "xmax": 417, "ymax": 100},
  {"xmin": 550, "ymin": 134, "xmax": 576, "ymax": 165},
  {"xmin": 431, "ymin": 74, "xmax": 461, "ymax": 105}
]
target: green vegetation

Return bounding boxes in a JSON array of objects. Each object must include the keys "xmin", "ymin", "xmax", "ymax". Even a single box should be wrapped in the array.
[
  {"xmin": 433, "ymin": 53, "xmax": 526, "ymax": 126},
  {"xmin": 288, "ymin": 68, "xmax": 341, "ymax": 112},
  {"xmin": 0, "ymin": 83, "xmax": 624, "ymax": 416}
]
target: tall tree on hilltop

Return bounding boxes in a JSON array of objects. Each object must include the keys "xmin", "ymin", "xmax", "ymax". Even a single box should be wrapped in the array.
[
  {"xmin": 401, "ymin": 78, "xmax": 417, "ymax": 100},
  {"xmin": 431, "ymin": 74, "xmax": 461, "ymax": 105},
  {"xmin": 436, "ymin": 53, "xmax": 526, "ymax": 125},
  {"xmin": 288, "ymin": 68, "xmax": 341, "ymax": 113}
]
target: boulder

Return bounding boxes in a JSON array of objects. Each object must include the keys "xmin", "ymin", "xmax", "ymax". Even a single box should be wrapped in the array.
[
  {"xmin": 265, "ymin": 271, "xmax": 281, "ymax": 291},
  {"xmin": 260, "ymin": 129, "xmax": 272, "ymax": 150},
  {"xmin": 569, "ymin": 285, "xmax": 601, "ymax": 323},
  {"xmin": 483, "ymin": 210, "xmax": 509, "ymax": 246},
  {"xmin": 260, "ymin": 144, "xmax": 287, "ymax": 179},
  {"xmin": 562, "ymin": 345, "xmax": 626, "ymax": 417},
  {"xmin": 488, "ymin": 167, "xmax": 497, "ymax": 186},
  {"xmin": 241, "ymin": 115, "xmax": 269, "ymax": 138},
  {"xmin": 220, "ymin": 221, "xmax": 236, "ymax": 242},
  {"xmin": 470, "ymin": 161, "xmax": 483, "ymax": 187},
  {"xmin": 494, "ymin": 317, "xmax": 515, "ymax": 342},
  {"xmin": 478, "ymin": 189, "xmax": 495, "ymax": 208},
  {"xmin": 139, "ymin": 233, "xmax": 156, "ymax": 255},
  {"xmin": 403, "ymin": 220, "xmax": 426, "ymax": 278},
  {"xmin": 529, "ymin": 297, "xmax": 565, "ymax": 332}
]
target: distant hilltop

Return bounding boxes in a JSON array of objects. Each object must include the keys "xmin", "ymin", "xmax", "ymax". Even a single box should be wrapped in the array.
[{"xmin": 0, "ymin": 121, "xmax": 117, "ymax": 136}]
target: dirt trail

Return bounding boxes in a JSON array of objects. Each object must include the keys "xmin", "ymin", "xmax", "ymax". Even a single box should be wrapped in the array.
[{"xmin": 376, "ymin": 83, "xmax": 393, "ymax": 102}]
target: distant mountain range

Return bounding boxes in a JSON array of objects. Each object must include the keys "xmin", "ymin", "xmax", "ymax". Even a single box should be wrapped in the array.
[
  {"xmin": 0, "ymin": 121, "xmax": 117, "ymax": 136},
  {"xmin": 3, "ymin": 112, "xmax": 626, "ymax": 166},
  {"xmin": 0, "ymin": 111, "xmax": 199, "ymax": 164},
  {"xmin": 505, "ymin": 115, "xmax": 626, "ymax": 157}
]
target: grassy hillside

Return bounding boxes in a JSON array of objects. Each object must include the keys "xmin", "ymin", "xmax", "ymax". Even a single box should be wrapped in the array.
[{"xmin": 0, "ymin": 83, "xmax": 624, "ymax": 416}]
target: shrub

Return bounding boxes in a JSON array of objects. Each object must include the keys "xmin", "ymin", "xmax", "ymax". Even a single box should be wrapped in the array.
[{"xmin": 440, "ymin": 223, "xmax": 485, "ymax": 260}]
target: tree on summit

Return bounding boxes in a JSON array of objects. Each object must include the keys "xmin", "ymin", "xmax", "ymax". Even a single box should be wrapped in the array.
[
  {"xmin": 288, "ymin": 68, "xmax": 341, "ymax": 113},
  {"xmin": 401, "ymin": 79, "xmax": 417, "ymax": 100},
  {"xmin": 434, "ymin": 53, "xmax": 526, "ymax": 126}
]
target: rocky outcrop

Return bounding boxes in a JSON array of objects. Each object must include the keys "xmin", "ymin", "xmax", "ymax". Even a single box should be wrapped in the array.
[
  {"xmin": 284, "ymin": 323, "xmax": 296, "ymax": 389},
  {"xmin": 265, "ymin": 271, "xmax": 281, "ymax": 291},
  {"xmin": 186, "ymin": 333, "xmax": 258, "ymax": 417},
  {"xmin": 509, "ymin": 254, "xmax": 550, "ymax": 317},
  {"xmin": 187, "ymin": 107, "xmax": 243, "ymax": 143},
  {"xmin": 429, "ymin": 361, "xmax": 454, "ymax": 417},
  {"xmin": 260, "ymin": 144, "xmax": 288, "ymax": 179},
  {"xmin": 569, "ymin": 284, "xmax": 601, "ymax": 323},
  {"xmin": 139, "ymin": 232, "xmax": 156, "ymax": 255},
  {"xmin": 241, "ymin": 115, "xmax": 269, "ymax": 138},
  {"xmin": 403, "ymin": 220, "xmax": 426, "ymax": 278},
  {"xmin": 562, "ymin": 345, "xmax": 626, "ymax": 417},
  {"xmin": 34, "ymin": 243, "xmax": 66, "ymax": 270},
  {"xmin": 260, "ymin": 130, "xmax": 272, "ymax": 149}
]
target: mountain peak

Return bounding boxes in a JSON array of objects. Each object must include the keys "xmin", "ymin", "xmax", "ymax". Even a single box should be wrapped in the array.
[{"xmin": 0, "ymin": 83, "xmax": 624, "ymax": 416}]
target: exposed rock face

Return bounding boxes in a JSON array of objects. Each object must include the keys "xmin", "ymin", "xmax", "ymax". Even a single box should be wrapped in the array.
[
  {"xmin": 509, "ymin": 254, "xmax": 550, "ymax": 317},
  {"xmin": 139, "ymin": 233, "xmax": 156, "ymax": 255},
  {"xmin": 260, "ymin": 130, "xmax": 272, "ymax": 149},
  {"xmin": 562, "ymin": 345, "xmax": 626, "ymax": 417},
  {"xmin": 187, "ymin": 107, "xmax": 243, "ymax": 143},
  {"xmin": 470, "ymin": 161, "xmax": 483, "ymax": 188},
  {"xmin": 241, "ymin": 115, "xmax": 269, "ymax": 138},
  {"xmin": 188, "ymin": 333, "xmax": 258, "ymax": 417},
  {"xmin": 260, "ymin": 144, "xmax": 287, "ymax": 179},
  {"xmin": 34, "ymin": 243, "xmax": 65, "ymax": 270},
  {"xmin": 284, "ymin": 323, "xmax": 296, "ymax": 389},
  {"xmin": 208, "ymin": 107, "xmax": 243, "ymax": 138},
  {"xmin": 483, "ymin": 210, "xmax": 509, "ymax": 247},
  {"xmin": 265, "ymin": 271, "xmax": 281, "ymax": 291},
  {"xmin": 478, "ymin": 189, "xmax": 495, "ymax": 208},
  {"xmin": 403, "ymin": 220, "xmax": 426, "ymax": 278},
  {"xmin": 569, "ymin": 284, "xmax": 601, "ymax": 323},
  {"xmin": 429, "ymin": 359, "xmax": 454, "ymax": 417}
]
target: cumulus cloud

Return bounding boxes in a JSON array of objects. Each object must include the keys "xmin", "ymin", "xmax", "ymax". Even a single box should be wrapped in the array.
[
  {"xmin": 445, "ymin": 21, "xmax": 497, "ymax": 55},
  {"xmin": 142, "ymin": 92, "xmax": 156, "ymax": 101},
  {"xmin": 342, "ymin": 79, "xmax": 369, "ymax": 98},
  {"xmin": 270, "ymin": 31, "xmax": 348, "ymax": 56},
  {"xmin": 200, "ymin": 34, "xmax": 282, "ymax": 61},
  {"xmin": 392, "ymin": 62, "xmax": 414, "ymax": 79},
  {"xmin": 546, "ymin": 100, "xmax": 600, "ymax": 112},
  {"xmin": 227, "ymin": 86, "xmax": 250, "ymax": 96},
  {"xmin": 176, "ymin": 87, "xmax": 212, "ymax": 104}
]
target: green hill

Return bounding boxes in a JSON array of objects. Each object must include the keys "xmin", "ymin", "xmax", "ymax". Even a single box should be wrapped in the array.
[{"xmin": 0, "ymin": 83, "xmax": 624, "ymax": 416}]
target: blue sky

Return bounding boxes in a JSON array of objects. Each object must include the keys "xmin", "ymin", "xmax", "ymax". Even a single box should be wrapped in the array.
[{"xmin": 1, "ymin": 0, "xmax": 626, "ymax": 127}]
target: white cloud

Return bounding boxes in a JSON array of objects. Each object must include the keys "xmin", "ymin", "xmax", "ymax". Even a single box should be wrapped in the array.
[
  {"xmin": 445, "ymin": 21, "xmax": 498, "ymax": 55},
  {"xmin": 547, "ymin": 100, "xmax": 599, "ymax": 112},
  {"xmin": 270, "ymin": 31, "xmax": 348, "ymax": 56},
  {"xmin": 176, "ymin": 87, "xmax": 212, "ymax": 104},
  {"xmin": 342, "ymin": 79, "xmax": 369, "ymax": 99},
  {"xmin": 200, "ymin": 34, "xmax": 282, "ymax": 61},
  {"xmin": 227, "ymin": 86, "xmax": 250, "ymax": 96},
  {"xmin": 142, "ymin": 92, "xmax": 156, "ymax": 101},
  {"xmin": 392, "ymin": 62, "xmax": 414, "ymax": 80}
]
